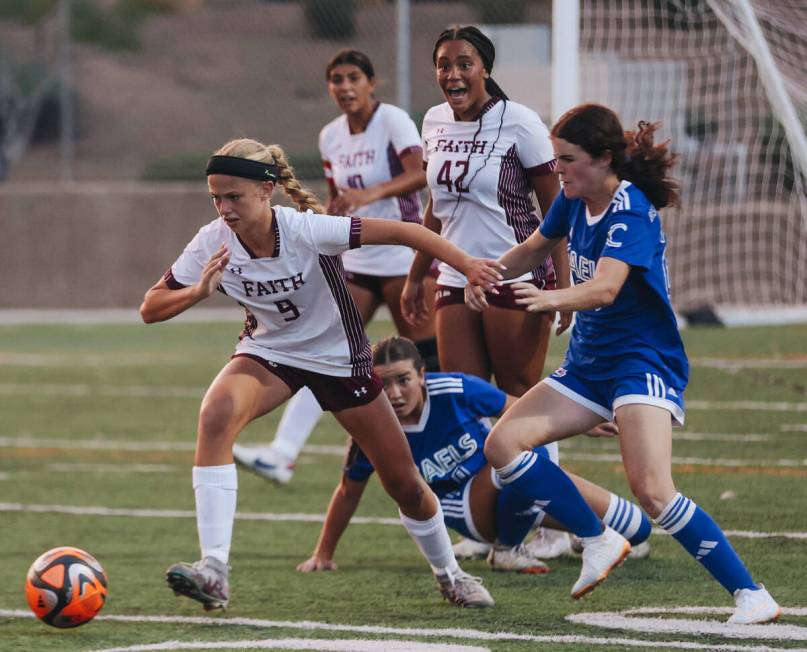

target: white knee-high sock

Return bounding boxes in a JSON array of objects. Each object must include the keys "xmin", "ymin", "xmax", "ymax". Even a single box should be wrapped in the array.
[
  {"xmin": 399, "ymin": 502, "xmax": 459, "ymax": 575},
  {"xmin": 271, "ymin": 387, "xmax": 323, "ymax": 460},
  {"xmin": 193, "ymin": 464, "xmax": 238, "ymax": 564}
]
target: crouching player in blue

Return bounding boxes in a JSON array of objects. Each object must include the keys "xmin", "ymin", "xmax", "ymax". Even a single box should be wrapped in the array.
[
  {"xmin": 465, "ymin": 103, "xmax": 780, "ymax": 622},
  {"xmin": 296, "ymin": 335, "xmax": 652, "ymax": 581}
]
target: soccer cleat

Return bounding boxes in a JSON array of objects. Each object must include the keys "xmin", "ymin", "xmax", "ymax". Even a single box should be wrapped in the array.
[
  {"xmin": 526, "ymin": 528, "xmax": 573, "ymax": 559},
  {"xmin": 629, "ymin": 540, "xmax": 651, "ymax": 559},
  {"xmin": 232, "ymin": 443, "xmax": 294, "ymax": 485},
  {"xmin": 165, "ymin": 556, "xmax": 230, "ymax": 611},
  {"xmin": 728, "ymin": 585, "xmax": 781, "ymax": 624},
  {"xmin": 452, "ymin": 537, "xmax": 492, "ymax": 560},
  {"xmin": 571, "ymin": 526, "xmax": 631, "ymax": 600},
  {"xmin": 435, "ymin": 567, "xmax": 495, "ymax": 608},
  {"xmin": 487, "ymin": 543, "xmax": 550, "ymax": 574}
]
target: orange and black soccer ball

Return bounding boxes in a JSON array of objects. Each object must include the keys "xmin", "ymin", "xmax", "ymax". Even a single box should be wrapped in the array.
[{"xmin": 25, "ymin": 546, "xmax": 108, "ymax": 628}]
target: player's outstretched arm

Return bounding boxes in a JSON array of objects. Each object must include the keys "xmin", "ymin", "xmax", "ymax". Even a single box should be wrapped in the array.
[
  {"xmin": 297, "ymin": 475, "xmax": 368, "ymax": 573},
  {"xmin": 140, "ymin": 244, "xmax": 230, "ymax": 323},
  {"xmin": 513, "ymin": 256, "xmax": 630, "ymax": 313},
  {"xmin": 361, "ymin": 218, "xmax": 504, "ymax": 290}
]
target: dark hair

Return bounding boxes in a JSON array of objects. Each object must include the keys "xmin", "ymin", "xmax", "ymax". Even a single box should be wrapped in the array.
[
  {"xmin": 551, "ymin": 103, "xmax": 679, "ymax": 209},
  {"xmin": 372, "ymin": 336, "xmax": 425, "ymax": 371},
  {"xmin": 432, "ymin": 25, "xmax": 508, "ymax": 101},
  {"xmin": 326, "ymin": 49, "xmax": 375, "ymax": 81}
]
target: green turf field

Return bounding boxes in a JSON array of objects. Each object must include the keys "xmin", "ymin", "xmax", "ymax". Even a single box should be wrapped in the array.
[{"xmin": 0, "ymin": 320, "xmax": 805, "ymax": 651}]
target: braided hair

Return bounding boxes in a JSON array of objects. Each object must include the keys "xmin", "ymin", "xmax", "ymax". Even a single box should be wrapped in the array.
[{"xmin": 215, "ymin": 139, "xmax": 326, "ymax": 214}]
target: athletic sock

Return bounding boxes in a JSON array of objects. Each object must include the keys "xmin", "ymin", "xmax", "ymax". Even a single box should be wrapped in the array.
[
  {"xmin": 656, "ymin": 492, "xmax": 756, "ymax": 594},
  {"xmin": 271, "ymin": 387, "xmax": 323, "ymax": 461},
  {"xmin": 496, "ymin": 451, "xmax": 603, "ymax": 538},
  {"xmin": 399, "ymin": 502, "xmax": 459, "ymax": 575},
  {"xmin": 494, "ymin": 483, "xmax": 546, "ymax": 546},
  {"xmin": 193, "ymin": 464, "xmax": 238, "ymax": 564},
  {"xmin": 604, "ymin": 493, "xmax": 652, "ymax": 545}
]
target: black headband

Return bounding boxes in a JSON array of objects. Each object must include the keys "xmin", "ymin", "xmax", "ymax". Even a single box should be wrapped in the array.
[{"xmin": 205, "ymin": 155, "xmax": 279, "ymax": 181}]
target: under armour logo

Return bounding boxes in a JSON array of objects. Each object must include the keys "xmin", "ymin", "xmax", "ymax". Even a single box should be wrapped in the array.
[
  {"xmin": 229, "ymin": 266, "xmax": 243, "ymax": 275},
  {"xmin": 353, "ymin": 386, "xmax": 367, "ymax": 397}
]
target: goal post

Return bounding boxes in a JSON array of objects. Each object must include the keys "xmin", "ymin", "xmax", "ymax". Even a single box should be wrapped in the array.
[{"xmin": 562, "ymin": 0, "xmax": 807, "ymax": 322}]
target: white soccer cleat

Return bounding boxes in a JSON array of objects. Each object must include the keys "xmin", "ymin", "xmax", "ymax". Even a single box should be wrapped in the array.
[
  {"xmin": 628, "ymin": 540, "xmax": 651, "ymax": 559},
  {"xmin": 487, "ymin": 543, "xmax": 550, "ymax": 574},
  {"xmin": 435, "ymin": 567, "xmax": 495, "ymax": 608},
  {"xmin": 526, "ymin": 528, "xmax": 573, "ymax": 559},
  {"xmin": 165, "ymin": 556, "xmax": 230, "ymax": 611},
  {"xmin": 452, "ymin": 537, "xmax": 492, "ymax": 560},
  {"xmin": 728, "ymin": 585, "xmax": 781, "ymax": 624},
  {"xmin": 232, "ymin": 443, "xmax": 294, "ymax": 485},
  {"xmin": 571, "ymin": 526, "xmax": 631, "ymax": 600}
]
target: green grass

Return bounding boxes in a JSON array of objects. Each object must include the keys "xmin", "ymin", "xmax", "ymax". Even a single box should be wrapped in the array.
[{"xmin": 0, "ymin": 321, "xmax": 805, "ymax": 651}]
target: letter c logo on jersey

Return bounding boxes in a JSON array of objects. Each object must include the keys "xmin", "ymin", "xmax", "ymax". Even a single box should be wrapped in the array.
[{"xmin": 606, "ymin": 223, "xmax": 628, "ymax": 248}]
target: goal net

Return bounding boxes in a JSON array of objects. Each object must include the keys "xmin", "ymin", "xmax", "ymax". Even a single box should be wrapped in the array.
[{"xmin": 577, "ymin": 0, "xmax": 807, "ymax": 314}]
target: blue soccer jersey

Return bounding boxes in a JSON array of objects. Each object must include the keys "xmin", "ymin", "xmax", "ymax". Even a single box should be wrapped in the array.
[
  {"xmin": 540, "ymin": 181, "xmax": 689, "ymax": 389},
  {"xmin": 345, "ymin": 373, "xmax": 507, "ymax": 498}
]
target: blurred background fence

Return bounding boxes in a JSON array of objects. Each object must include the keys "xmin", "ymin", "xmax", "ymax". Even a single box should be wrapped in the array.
[{"xmin": 0, "ymin": 0, "xmax": 805, "ymax": 316}]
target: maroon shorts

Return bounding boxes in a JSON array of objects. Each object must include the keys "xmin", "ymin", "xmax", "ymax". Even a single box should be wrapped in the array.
[
  {"xmin": 435, "ymin": 275, "xmax": 557, "ymax": 311},
  {"xmin": 343, "ymin": 271, "xmax": 391, "ymax": 303},
  {"xmin": 233, "ymin": 354, "xmax": 383, "ymax": 412}
]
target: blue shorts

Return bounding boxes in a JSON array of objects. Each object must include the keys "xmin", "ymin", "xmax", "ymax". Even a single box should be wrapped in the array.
[{"xmin": 543, "ymin": 364, "xmax": 685, "ymax": 426}]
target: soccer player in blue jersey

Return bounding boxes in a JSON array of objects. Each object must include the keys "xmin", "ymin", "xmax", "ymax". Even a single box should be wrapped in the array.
[
  {"xmin": 296, "ymin": 336, "xmax": 652, "ymax": 578},
  {"xmin": 465, "ymin": 103, "xmax": 780, "ymax": 623}
]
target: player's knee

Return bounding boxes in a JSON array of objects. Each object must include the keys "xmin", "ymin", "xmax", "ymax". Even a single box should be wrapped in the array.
[
  {"xmin": 198, "ymin": 397, "xmax": 239, "ymax": 444},
  {"xmin": 484, "ymin": 426, "xmax": 522, "ymax": 468},
  {"xmin": 384, "ymin": 475, "xmax": 425, "ymax": 512},
  {"xmin": 628, "ymin": 477, "xmax": 674, "ymax": 518}
]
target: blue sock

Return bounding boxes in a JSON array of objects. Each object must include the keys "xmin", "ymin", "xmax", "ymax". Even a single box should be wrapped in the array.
[
  {"xmin": 496, "ymin": 451, "xmax": 603, "ymax": 538},
  {"xmin": 604, "ymin": 493, "xmax": 652, "ymax": 546},
  {"xmin": 494, "ymin": 483, "xmax": 545, "ymax": 546},
  {"xmin": 656, "ymin": 492, "xmax": 756, "ymax": 594}
]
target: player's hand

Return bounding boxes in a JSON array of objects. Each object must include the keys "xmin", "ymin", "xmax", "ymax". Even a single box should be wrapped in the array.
[
  {"xmin": 330, "ymin": 187, "xmax": 377, "ymax": 214},
  {"xmin": 584, "ymin": 422, "xmax": 619, "ymax": 438},
  {"xmin": 461, "ymin": 257, "xmax": 505, "ymax": 291},
  {"xmin": 296, "ymin": 555, "xmax": 337, "ymax": 573},
  {"xmin": 401, "ymin": 278, "xmax": 430, "ymax": 326},
  {"xmin": 556, "ymin": 310, "xmax": 573, "ymax": 335},
  {"xmin": 197, "ymin": 244, "xmax": 230, "ymax": 299},
  {"xmin": 464, "ymin": 284, "xmax": 488, "ymax": 312},
  {"xmin": 512, "ymin": 281, "xmax": 551, "ymax": 312}
]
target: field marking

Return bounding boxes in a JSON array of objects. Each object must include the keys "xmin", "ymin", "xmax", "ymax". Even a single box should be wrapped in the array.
[
  {"xmin": 692, "ymin": 357, "xmax": 807, "ymax": 370},
  {"xmin": 567, "ymin": 606, "xmax": 807, "ymax": 640},
  {"xmin": 46, "ymin": 463, "xmax": 174, "ymax": 474},
  {"xmin": 91, "ymin": 640, "xmax": 490, "ymax": 652},
  {"xmin": 562, "ymin": 451, "xmax": 807, "ymax": 468},
  {"xmin": 782, "ymin": 424, "xmax": 807, "ymax": 432},
  {"xmin": 2, "ymin": 381, "xmax": 807, "ymax": 411},
  {"xmin": 1, "ymin": 502, "xmax": 805, "ymax": 539},
  {"xmin": 1, "ymin": 609, "xmax": 803, "ymax": 652},
  {"xmin": 0, "ymin": 352, "xmax": 187, "ymax": 367}
]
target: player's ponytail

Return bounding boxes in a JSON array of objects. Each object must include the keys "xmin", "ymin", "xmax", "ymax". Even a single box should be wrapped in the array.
[
  {"xmin": 372, "ymin": 336, "xmax": 425, "ymax": 372},
  {"xmin": 551, "ymin": 104, "xmax": 679, "ymax": 209},
  {"xmin": 214, "ymin": 139, "xmax": 326, "ymax": 214}
]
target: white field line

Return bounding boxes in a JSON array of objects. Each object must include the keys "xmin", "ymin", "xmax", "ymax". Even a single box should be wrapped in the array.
[
  {"xmin": 2, "ymin": 381, "xmax": 807, "ymax": 412},
  {"xmin": 91, "ymin": 640, "xmax": 489, "ymax": 652},
  {"xmin": 567, "ymin": 606, "xmax": 807, "ymax": 640},
  {"xmin": 562, "ymin": 452, "xmax": 807, "ymax": 468},
  {"xmin": 46, "ymin": 463, "xmax": 174, "ymax": 473},
  {"xmin": 0, "ymin": 352, "xmax": 187, "ymax": 367},
  {"xmin": 2, "ymin": 502, "xmax": 805, "ymax": 539},
  {"xmin": 0, "ymin": 609, "xmax": 803, "ymax": 652},
  {"xmin": 692, "ymin": 357, "xmax": 807, "ymax": 370},
  {"xmin": 2, "ymin": 436, "xmax": 804, "ymax": 468},
  {"xmin": 782, "ymin": 424, "xmax": 807, "ymax": 432}
]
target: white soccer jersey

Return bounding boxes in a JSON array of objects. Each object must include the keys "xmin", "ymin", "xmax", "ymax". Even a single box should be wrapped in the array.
[
  {"xmin": 422, "ymin": 99, "xmax": 556, "ymax": 287},
  {"xmin": 319, "ymin": 102, "xmax": 423, "ymax": 276},
  {"xmin": 169, "ymin": 206, "xmax": 370, "ymax": 377}
]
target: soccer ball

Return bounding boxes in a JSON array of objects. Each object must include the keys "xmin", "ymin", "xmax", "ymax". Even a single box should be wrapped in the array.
[{"xmin": 25, "ymin": 546, "xmax": 108, "ymax": 628}]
